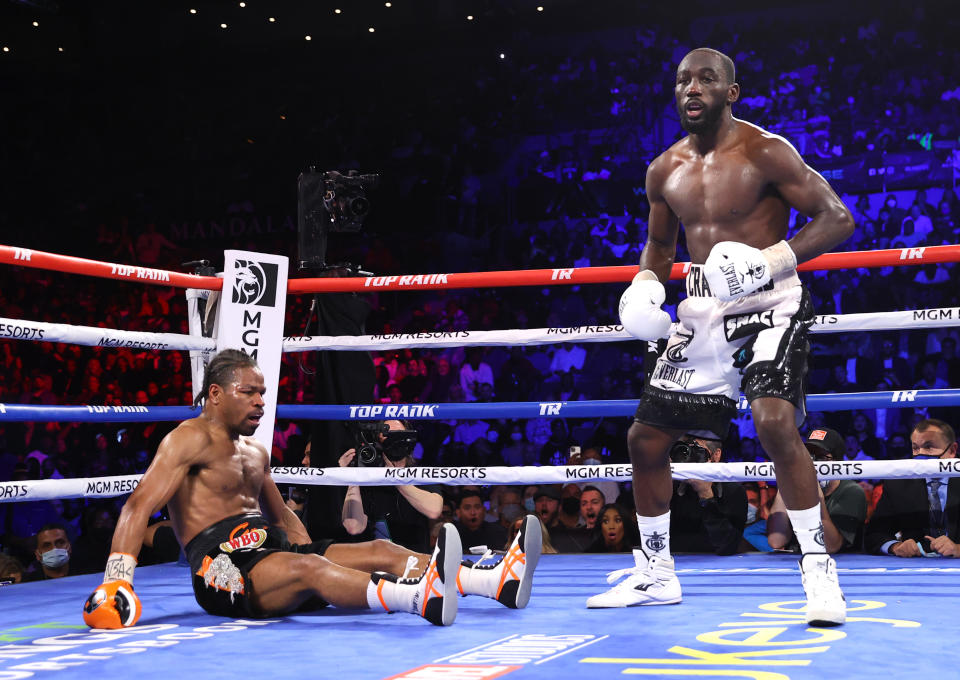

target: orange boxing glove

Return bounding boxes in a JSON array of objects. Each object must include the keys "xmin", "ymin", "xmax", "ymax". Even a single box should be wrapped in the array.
[{"xmin": 83, "ymin": 580, "xmax": 142, "ymax": 629}]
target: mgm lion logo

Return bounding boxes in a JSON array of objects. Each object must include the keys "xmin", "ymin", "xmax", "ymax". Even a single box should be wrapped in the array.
[{"xmin": 232, "ymin": 260, "xmax": 278, "ymax": 306}]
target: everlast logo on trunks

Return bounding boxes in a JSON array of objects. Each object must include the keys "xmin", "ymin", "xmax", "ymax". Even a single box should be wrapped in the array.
[
  {"xmin": 232, "ymin": 259, "xmax": 278, "ymax": 307},
  {"xmin": 723, "ymin": 310, "xmax": 775, "ymax": 342},
  {"xmin": 220, "ymin": 525, "xmax": 268, "ymax": 553},
  {"xmin": 652, "ymin": 362, "xmax": 694, "ymax": 389}
]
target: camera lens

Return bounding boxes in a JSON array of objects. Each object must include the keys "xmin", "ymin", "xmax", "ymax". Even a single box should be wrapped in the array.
[{"xmin": 357, "ymin": 443, "xmax": 381, "ymax": 466}]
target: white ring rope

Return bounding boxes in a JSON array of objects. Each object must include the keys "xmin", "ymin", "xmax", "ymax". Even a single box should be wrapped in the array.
[
  {"xmin": 1, "ymin": 307, "xmax": 958, "ymax": 353},
  {"xmin": 5, "ymin": 459, "xmax": 959, "ymax": 503}
]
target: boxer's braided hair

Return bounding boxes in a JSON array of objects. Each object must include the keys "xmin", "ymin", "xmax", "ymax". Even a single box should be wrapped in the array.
[{"xmin": 193, "ymin": 349, "xmax": 259, "ymax": 407}]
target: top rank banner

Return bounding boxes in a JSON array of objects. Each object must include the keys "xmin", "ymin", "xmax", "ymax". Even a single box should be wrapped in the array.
[{"xmin": 216, "ymin": 250, "xmax": 289, "ymax": 451}]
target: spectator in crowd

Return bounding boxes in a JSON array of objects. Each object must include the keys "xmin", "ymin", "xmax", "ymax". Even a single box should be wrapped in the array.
[
  {"xmin": 669, "ymin": 437, "xmax": 747, "ymax": 556},
  {"xmin": 866, "ymin": 419, "xmax": 960, "ymax": 557},
  {"xmin": 23, "ymin": 523, "xmax": 73, "ymax": 581},
  {"xmin": 767, "ymin": 428, "xmax": 867, "ymax": 553},
  {"xmin": 454, "ymin": 489, "xmax": 508, "ymax": 552},
  {"xmin": 533, "ymin": 485, "xmax": 562, "ymax": 528},
  {"xmin": 0, "ymin": 554, "xmax": 25, "ymax": 585},
  {"xmin": 579, "ymin": 485, "xmax": 606, "ymax": 530},
  {"xmin": 587, "ymin": 503, "xmax": 640, "ymax": 553},
  {"xmin": 459, "ymin": 348, "xmax": 494, "ymax": 402}
]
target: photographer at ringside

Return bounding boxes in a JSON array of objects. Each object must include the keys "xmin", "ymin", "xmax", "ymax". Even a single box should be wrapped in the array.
[
  {"xmin": 338, "ymin": 420, "xmax": 442, "ymax": 554},
  {"xmin": 669, "ymin": 435, "xmax": 747, "ymax": 555}
]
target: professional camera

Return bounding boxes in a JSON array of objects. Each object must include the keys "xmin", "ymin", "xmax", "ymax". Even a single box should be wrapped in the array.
[
  {"xmin": 353, "ymin": 421, "xmax": 418, "ymax": 467},
  {"xmin": 669, "ymin": 439, "xmax": 711, "ymax": 464},
  {"xmin": 298, "ymin": 168, "xmax": 380, "ymax": 271}
]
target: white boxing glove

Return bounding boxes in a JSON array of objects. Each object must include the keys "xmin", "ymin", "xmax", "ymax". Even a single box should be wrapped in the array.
[
  {"xmin": 618, "ymin": 270, "xmax": 672, "ymax": 340},
  {"xmin": 702, "ymin": 240, "xmax": 797, "ymax": 301}
]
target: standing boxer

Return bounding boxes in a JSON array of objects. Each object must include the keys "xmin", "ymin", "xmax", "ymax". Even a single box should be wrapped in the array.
[{"xmin": 590, "ymin": 48, "xmax": 854, "ymax": 626}]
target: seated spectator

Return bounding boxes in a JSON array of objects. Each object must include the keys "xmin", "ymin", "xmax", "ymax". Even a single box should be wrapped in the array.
[
  {"xmin": 669, "ymin": 436, "xmax": 747, "ymax": 555},
  {"xmin": 865, "ymin": 418, "xmax": 960, "ymax": 557},
  {"xmin": 533, "ymin": 484, "xmax": 562, "ymax": 528},
  {"xmin": 501, "ymin": 423, "xmax": 539, "ymax": 466},
  {"xmin": 70, "ymin": 504, "xmax": 117, "ymax": 575},
  {"xmin": 569, "ymin": 446, "xmax": 620, "ymax": 509},
  {"xmin": 0, "ymin": 554, "xmax": 25, "ymax": 585},
  {"xmin": 504, "ymin": 515, "xmax": 558, "ymax": 554},
  {"xmin": 587, "ymin": 503, "xmax": 640, "ymax": 553},
  {"xmin": 550, "ymin": 483, "xmax": 592, "ymax": 553},
  {"xmin": 540, "ymin": 420, "xmax": 574, "ymax": 466},
  {"xmin": 578, "ymin": 485, "xmax": 607, "ymax": 531},
  {"xmin": 454, "ymin": 489, "xmax": 508, "ymax": 553},
  {"xmin": 460, "ymin": 348, "xmax": 494, "ymax": 402},
  {"xmin": 23, "ymin": 523, "xmax": 73, "ymax": 581},
  {"xmin": 767, "ymin": 428, "xmax": 867, "ymax": 553}
]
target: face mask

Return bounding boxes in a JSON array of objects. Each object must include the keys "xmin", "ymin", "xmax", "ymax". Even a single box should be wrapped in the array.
[
  {"xmin": 746, "ymin": 504, "xmax": 758, "ymax": 525},
  {"xmin": 41, "ymin": 548, "xmax": 69, "ymax": 569},
  {"xmin": 510, "ymin": 433, "xmax": 523, "ymax": 442},
  {"xmin": 819, "ymin": 480, "xmax": 830, "ymax": 490},
  {"xmin": 582, "ymin": 458, "xmax": 602, "ymax": 466},
  {"xmin": 561, "ymin": 497, "xmax": 580, "ymax": 515},
  {"xmin": 914, "ymin": 453, "xmax": 944, "ymax": 461},
  {"xmin": 524, "ymin": 498, "xmax": 536, "ymax": 512},
  {"xmin": 887, "ymin": 200, "xmax": 896, "ymax": 208},
  {"xmin": 486, "ymin": 431, "xmax": 499, "ymax": 443}
]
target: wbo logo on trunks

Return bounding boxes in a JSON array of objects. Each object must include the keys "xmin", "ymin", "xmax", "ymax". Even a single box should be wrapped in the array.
[
  {"xmin": 723, "ymin": 310, "xmax": 775, "ymax": 342},
  {"xmin": 219, "ymin": 522, "xmax": 269, "ymax": 553}
]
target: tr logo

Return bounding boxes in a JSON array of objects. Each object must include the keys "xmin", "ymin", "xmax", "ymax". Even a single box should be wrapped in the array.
[
  {"xmin": 232, "ymin": 260, "xmax": 278, "ymax": 306},
  {"xmin": 892, "ymin": 390, "xmax": 918, "ymax": 402}
]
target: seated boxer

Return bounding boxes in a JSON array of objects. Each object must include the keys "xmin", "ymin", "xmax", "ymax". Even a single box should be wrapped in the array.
[
  {"xmin": 83, "ymin": 349, "xmax": 540, "ymax": 629},
  {"xmin": 588, "ymin": 48, "xmax": 853, "ymax": 626}
]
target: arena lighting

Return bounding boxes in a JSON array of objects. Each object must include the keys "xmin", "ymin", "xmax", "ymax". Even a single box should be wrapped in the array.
[
  {"xmin": 537, "ymin": 6, "xmax": 544, "ymax": 10},
  {"xmin": 32, "ymin": 21, "xmax": 39, "ymax": 26},
  {"xmin": 3, "ymin": 47, "xmax": 9, "ymax": 53},
  {"xmin": 268, "ymin": 17, "xmax": 275, "ymax": 22},
  {"xmin": 368, "ymin": 26, "xmax": 375, "ymax": 32},
  {"xmin": 385, "ymin": 2, "xmax": 391, "ymax": 6},
  {"xmin": 499, "ymin": 52, "xmax": 505, "ymax": 59},
  {"xmin": 220, "ymin": 23, "xmax": 227, "ymax": 28},
  {"xmin": 239, "ymin": 1, "xmax": 245, "ymax": 6},
  {"xmin": 334, "ymin": 8, "xmax": 341, "ymax": 13},
  {"xmin": 305, "ymin": 35, "xmax": 312, "ymax": 40},
  {"xmin": 58, "ymin": 46, "xmax": 63, "ymax": 52},
  {"xmin": 467, "ymin": 14, "xmax": 474, "ymax": 20},
  {"xmin": 189, "ymin": 8, "xmax": 197, "ymax": 14}
]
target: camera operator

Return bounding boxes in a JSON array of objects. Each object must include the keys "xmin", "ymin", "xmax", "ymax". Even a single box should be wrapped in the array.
[
  {"xmin": 339, "ymin": 420, "xmax": 442, "ymax": 554},
  {"xmin": 669, "ymin": 436, "xmax": 747, "ymax": 555}
]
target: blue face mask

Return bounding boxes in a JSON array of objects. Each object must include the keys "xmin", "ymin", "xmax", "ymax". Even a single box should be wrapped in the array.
[
  {"xmin": 524, "ymin": 497, "xmax": 536, "ymax": 512},
  {"xmin": 745, "ymin": 504, "xmax": 758, "ymax": 525},
  {"xmin": 41, "ymin": 548, "xmax": 69, "ymax": 569},
  {"xmin": 914, "ymin": 447, "xmax": 949, "ymax": 461}
]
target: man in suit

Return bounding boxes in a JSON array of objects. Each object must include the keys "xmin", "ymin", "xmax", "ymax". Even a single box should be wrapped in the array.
[{"xmin": 865, "ymin": 419, "xmax": 960, "ymax": 557}]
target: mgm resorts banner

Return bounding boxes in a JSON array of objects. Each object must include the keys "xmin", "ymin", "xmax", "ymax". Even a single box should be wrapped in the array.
[{"xmin": 216, "ymin": 250, "xmax": 289, "ymax": 450}]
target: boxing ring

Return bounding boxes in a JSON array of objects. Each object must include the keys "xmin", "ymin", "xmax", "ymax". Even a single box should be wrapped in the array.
[
  {"xmin": 3, "ymin": 554, "xmax": 959, "ymax": 679},
  {"xmin": 2, "ymin": 243, "xmax": 960, "ymax": 680}
]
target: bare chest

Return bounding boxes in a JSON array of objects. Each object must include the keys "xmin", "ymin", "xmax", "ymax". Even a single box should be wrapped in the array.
[
  {"xmin": 194, "ymin": 442, "xmax": 265, "ymax": 496},
  {"xmin": 662, "ymin": 153, "xmax": 771, "ymax": 226}
]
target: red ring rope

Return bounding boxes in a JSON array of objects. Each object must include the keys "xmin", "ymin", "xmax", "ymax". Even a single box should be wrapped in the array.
[{"xmin": 2, "ymin": 243, "xmax": 958, "ymax": 294}]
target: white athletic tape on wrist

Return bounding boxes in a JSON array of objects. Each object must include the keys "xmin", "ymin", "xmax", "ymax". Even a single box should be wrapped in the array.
[
  {"xmin": 104, "ymin": 552, "xmax": 137, "ymax": 584},
  {"xmin": 761, "ymin": 240, "xmax": 798, "ymax": 276}
]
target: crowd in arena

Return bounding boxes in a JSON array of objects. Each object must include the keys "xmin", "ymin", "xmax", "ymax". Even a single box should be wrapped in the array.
[{"xmin": 2, "ymin": 3, "xmax": 960, "ymax": 583}]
